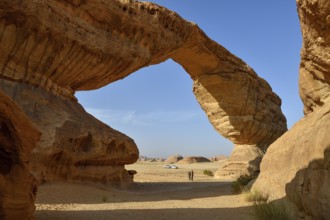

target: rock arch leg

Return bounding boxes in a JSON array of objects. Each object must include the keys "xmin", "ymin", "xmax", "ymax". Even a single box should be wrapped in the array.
[{"xmin": 0, "ymin": 91, "xmax": 40, "ymax": 220}]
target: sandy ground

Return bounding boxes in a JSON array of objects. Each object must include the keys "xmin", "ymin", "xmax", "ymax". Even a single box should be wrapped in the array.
[{"xmin": 35, "ymin": 162, "xmax": 254, "ymax": 220}]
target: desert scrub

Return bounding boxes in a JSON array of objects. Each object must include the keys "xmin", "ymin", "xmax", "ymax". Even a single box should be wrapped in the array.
[
  {"xmin": 203, "ymin": 170, "xmax": 214, "ymax": 176},
  {"xmin": 245, "ymin": 190, "xmax": 290, "ymax": 220},
  {"xmin": 231, "ymin": 174, "xmax": 254, "ymax": 194},
  {"xmin": 253, "ymin": 201, "xmax": 290, "ymax": 220},
  {"xmin": 245, "ymin": 191, "xmax": 269, "ymax": 203}
]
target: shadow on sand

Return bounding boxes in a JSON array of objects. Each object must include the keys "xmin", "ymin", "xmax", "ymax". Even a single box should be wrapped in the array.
[
  {"xmin": 36, "ymin": 180, "xmax": 234, "ymax": 204},
  {"xmin": 35, "ymin": 206, "xmax": 254, "ymax": 220},
  {"xmin": 35, "ymin": 177, "xmax": 258, "ymax": 220}
]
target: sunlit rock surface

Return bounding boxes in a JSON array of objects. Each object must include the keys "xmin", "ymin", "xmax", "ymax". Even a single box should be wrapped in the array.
[
  {"xmin": 0, "ymin": 2, "xmax": 288, "ymax": 219},
  {"xmin": 253, "ymin": 0, "xmax": 330, "ymax": 218},
  {"xmin": 0, "ymin": 79, "xmax": 138, "ymax": 187}
]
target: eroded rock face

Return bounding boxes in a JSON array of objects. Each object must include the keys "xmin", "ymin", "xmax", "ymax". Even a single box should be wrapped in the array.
[
  {"xmin": 0, "ymin": 91, "xmax": 40, "ymax": 220},
  {"xmin": 214, "ymin": 145, "xmax": 263, "ymax": 178},
  {"xmin": 253, "ymin": 0, "xmax": 330, "ymax": 218},
  {"xmin": 194, "ymin": 79, "xmax": 286, "ymax": 177},
  {"xmin": 0, "ymin": 0, "xmax": 286, "ymax": 188},
  {"xmin": 253, "ymin": 102, "xmax": 330, "ymax": 218},
  {"xmin": 0, "ymin": 79, "xmax": 138, "ymax": 188},
  {"xmin": 298, "ymin": 0, "xmax": 330, "ymax": 114}
]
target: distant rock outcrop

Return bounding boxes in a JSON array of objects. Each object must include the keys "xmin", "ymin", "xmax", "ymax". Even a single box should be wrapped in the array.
[
  {"xmin": 253, "ymin": 0, "xmax": 330, "ymax": 218},
  {"xmin": 139, "ymin": 156, "xmax": 165, "ymax": 162},
  {"xmin": 165, "ymin": 155, "xmax": 183, "ymax": 164},
  {"xmin": 209, "ymin": 155, "xmax": 227, "ymax": 162},
  {"xmin": 0, "ymin": 91, "xmax": 40, "ymax": 220},
  {"xmin": 178, "ymin": 157, "xmax": 211, "ymax": 164}
]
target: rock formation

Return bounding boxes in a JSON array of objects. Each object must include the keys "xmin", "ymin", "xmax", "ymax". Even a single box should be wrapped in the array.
[
  {"xmin": 253, "ymin": 0, "xmax": 330, "ymax": 218},
  {"xmin": 177, "ymin": 156, "xmax": 211, "ymax": 164},
  {"xmin": 298, "ymin": 0, "xmax": 330, "ymax": 115},
  {"xmin": 0, "ymin": 91, "xmax": 40, "ymax": 220},
  {"xmin": 0, "ymin": 79, "xmax": 139, "ymax": 188},
  {"xmin": 165, "ymin": 155, "xmax": 183, "ymax": 164},
  {"xmin": 209, "ymin": 155, "xmax": 227, "ymax": 162},
  {"xmin": 0, "ymin": 0, "xmax": 287, "ymax": 218},
  {"xmin": 5, "ymin": 0, "xmax": 285, "ymax": 177}
]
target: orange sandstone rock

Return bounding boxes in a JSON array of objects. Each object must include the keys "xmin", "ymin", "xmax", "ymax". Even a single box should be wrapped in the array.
[
  {"xmin": 0, "ymin": 0, "xmax": 286, "ymax": 179},
  {"xmin": 253, "ymin": 0, "xmax": 330, "ymax": 218},
  {"xmin": 0, "ymin": 91, "xmax": 40, "ymax": 220}
]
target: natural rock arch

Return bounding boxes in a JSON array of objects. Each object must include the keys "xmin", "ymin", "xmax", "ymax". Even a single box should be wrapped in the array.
[{"xmin": 0, "ymin": 0, "xmax": 287, "ymax": 183}]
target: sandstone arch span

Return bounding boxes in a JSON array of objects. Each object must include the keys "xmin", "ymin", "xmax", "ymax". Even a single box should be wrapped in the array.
[{"xmin": 0, "ymin": 0, "xmax": 287, "ymax": 215}]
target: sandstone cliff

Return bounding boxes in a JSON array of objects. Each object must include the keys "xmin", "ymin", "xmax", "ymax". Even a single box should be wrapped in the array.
[
  {"xmin": 253, "ymin": 0, "xmax": 330, "ymax": 218},
  {"xmin": 298, "ymin": 0, "xmax": 330, "ymax": 115},
  {"xmin": 0, "ymin": 0, "xmax": 286, "ymax": 180},
  {"xmin": 0, "ymin": 91, "xmax": 40, "ymax": 220}
]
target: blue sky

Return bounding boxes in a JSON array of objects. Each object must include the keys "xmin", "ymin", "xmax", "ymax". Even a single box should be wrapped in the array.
[{"xmin": 76, "ymin": 1, "xmax": 303, "ymax": 158}]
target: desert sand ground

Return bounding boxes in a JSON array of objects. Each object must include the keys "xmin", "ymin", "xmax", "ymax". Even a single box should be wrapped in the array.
[{"xmin": 35, "ymin": 161, "xmax": 254, "ymax": 220}]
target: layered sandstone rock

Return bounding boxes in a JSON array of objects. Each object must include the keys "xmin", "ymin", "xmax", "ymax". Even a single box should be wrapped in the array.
[
  {"xmin": 0, "ymin": 0, "xmax": 285, "ymax": 189},
  {"xmin": 0, "ymin": 91, "xmax": 40, "ymax": 220},
  {"xmin": 0, "ymin": 79, "xmax": 138, "ymax": 188},
  {"xmin": 214, "ymin": 145, "xmax": 263, "ymax": 178},
  {"xmin": 253, "ymin": 102, "xmax": 330, "ymax": 219},
  {"xmin": 297, "ymin": 0, "xmax": 330, "ymax": 115},
  {"xmin": 253, "ymin": 0, "xmax": 330, "ymax": 218},
  {"xmin": 194, "ymin": 79, "xmax": 286, "ymax": 177}
]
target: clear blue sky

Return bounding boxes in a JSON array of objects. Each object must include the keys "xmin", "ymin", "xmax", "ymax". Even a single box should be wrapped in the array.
[{"xmin": 76, "ymin": 1, "xmax": 303, "ymax": 158}]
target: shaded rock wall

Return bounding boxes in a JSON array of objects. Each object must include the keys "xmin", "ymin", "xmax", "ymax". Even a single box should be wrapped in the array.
[
  {"xmin": 0, "ymin": 91, "xmax": 40, "ymax": 220},
  {"xmin": 253, "ymin": 0, "xmax": 330, "ymax": 218},
  {"xmin": 0, "ymin": 0, "xmax": 286, "ymax": 186},
  {"xmin": 253, "ymin": 102, "xmax": 330, "ymax": 218},
  {"xmin": 0, "ymin": 79, "xmax": 138, "ymax": 187}
]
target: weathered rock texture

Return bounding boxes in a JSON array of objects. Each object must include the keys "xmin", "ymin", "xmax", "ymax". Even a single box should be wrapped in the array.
[
  {"xmin": 253, "ymin": 0, "xmax": 330, "ymax": 218},
  {"xmin": 192, "ymin": 59, "xmax": 287, "ymax": 177},
  {"xmin": 215, "ymin": 145, "xmax": 263, "ymax": 178},
  {"xmin": 0, "ymin": 79, "xmax": 139, "ymax": 188},
  {"xmin": 253, "ymin": 102, "xmax": 330, "ymax": 218},
  {"xmin": 298, "ymin": 0, "xmax": 330, "ymax": 115},
  {"xmin": 0, "ymin": 91, "xmax": 40, "ymax": 220},
  {"xmin": 0, "ymin": 0, "xmax": 287, "ymax": 216}
]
